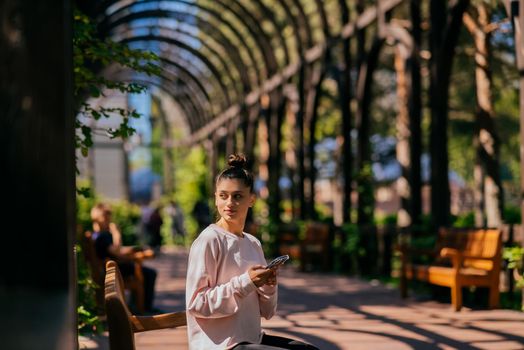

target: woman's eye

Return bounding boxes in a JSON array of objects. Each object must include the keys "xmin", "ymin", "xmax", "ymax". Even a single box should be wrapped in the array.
[
  {"xmin": 234, "ymin": 194, "xmax": 242, "ymax": 200},
  {"xmin": 220, "ymin": 194, "xmax": 227, "ymax": 199}
]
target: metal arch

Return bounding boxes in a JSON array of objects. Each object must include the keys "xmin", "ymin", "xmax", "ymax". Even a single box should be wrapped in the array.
[
  {"xmin": 104, "ymin": 15, "xmax": 242, "ymax": 106},
  {"xmin": 106, "ymin": 57, "xmax": 212, "ymax": 130},
  {"xmin": 133, "ymin": 74, "xmax": 209, "ymax": 133},
  {"xmin": 157, "ymin": 57, "xmax": 211, "ymax": 109},
  {"xmin": 287, "ymin": 0, "xmax": 313, "ymax": 49},
  {"xmin": 105, "ymin": 58, "xmax": 211, "ymax": 125},
  {"xmin": 149, "ymin": 42, "xmax": 222, "ymax": 105},
  {"xmin": 124, "ymin": 37, "xmax": 230, "ymax": 113},
  {"xmin": 111, "ymin": 44, "xmax": 214, "ymax": 115},
  {"xmin": 168, "ymin": 0, "xmax": 263, "ymax": 86},
  {"xmin": 313, "ymin": 0, "xmax": 331, "ymax": 41},
  {"xmin": 157, "ymin": 59, "xmax": 213, "ymax": 126},
  {"xmin": 240, "ymin": 0, "xmax": 291, "ymax": 66},
  {"xmin": 274, "ymin": 0, "xmax": 305, "ymax": 60},
  {"xmin": 121, "ymin": 34, "xmax": 234, "ymax": 111},
  {"xmin": 212, "ymin": 0, "xmax": 278, "ymax": 76},
  {"xmin": 98, "ymin": 0, "xmax": 264, "ymax": 88},
  {"xmin": 110, "ymin": 70, "xmax": 202, "ymax": 133},
  {"xmin": 102, "ymin": 10, "xmax": 257, "ymax": 96},
  {"xmin": 188, "ymin": 1, "xmax": 405, "ymax": 145},
  {"xmin": 111, "ymin": 20, "xmax": 251, "ymax": 102},
  {"xmin": 273, "ymin": 0, "xmax": 312, "ymax": 220}
]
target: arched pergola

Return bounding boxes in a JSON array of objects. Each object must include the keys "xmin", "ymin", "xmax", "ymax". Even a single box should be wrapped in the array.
[{"xmin": 83, "ymin": 0, "xmax": 416, "ymax": 227}]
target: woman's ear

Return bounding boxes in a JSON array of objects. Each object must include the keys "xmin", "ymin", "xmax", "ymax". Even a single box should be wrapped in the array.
[{"xmin": 249, "ymin": 193, "xmax": 256, "ymax": 207}]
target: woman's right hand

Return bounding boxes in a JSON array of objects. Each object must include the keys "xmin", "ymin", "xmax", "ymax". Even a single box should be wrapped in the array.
[{"xmin": 248, "ymin": 265, "xmax": 276, "ymax": 287}]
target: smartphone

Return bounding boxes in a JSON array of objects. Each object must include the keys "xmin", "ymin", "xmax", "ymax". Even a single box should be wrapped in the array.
[{"xmin": 265, "ymin": 254, "xmax": 289, "ymax": 269}]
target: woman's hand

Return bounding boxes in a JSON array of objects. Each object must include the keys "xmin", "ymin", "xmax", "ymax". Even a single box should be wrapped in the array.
[{"xmin": 248, "ymin": 265, "xmax": 277, "ymax": 287}]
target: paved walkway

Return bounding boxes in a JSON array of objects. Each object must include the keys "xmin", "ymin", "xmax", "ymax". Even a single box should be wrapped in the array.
[{"xmin": 80, "ymin": 247, "xmax": 524, "ymax": 350}]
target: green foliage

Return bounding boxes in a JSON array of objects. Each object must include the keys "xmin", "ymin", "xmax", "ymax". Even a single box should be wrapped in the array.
[
  {"xmin": 503, "ymin": 246, "xmax": 524, "ymax": 297},
  {"xmin": 374, "ymin": 213, "xmax": 397, "ymax": 226},
  {"xmin": 73, "ymin": 8, "xmax": 161, "ymax": 158},
  {"xmin": 504, "ymin": 206, "xmax": 521, "ymax": 224},
  {"xmin": 452, "ymin": 211, "xmax": 475, "ymax": 228},
  {"xmin": 341, "ymin": 223, "xmax": 361, "ymax": 255},
  {"xmin": 333, "ymin": 223, "xmax": 363, "ymax": 275},
  {"xmin": 504, "ymin": 246, "xmax": 524, "ymax": 270},
  {"xmin": 173, "ymin": 146, "xmax": 210, "ymax": 241},
  {"xmin": 314, "ymin": 79, "xmax": 342, "ymax": 140},
  {"xmin": 76, "ymin": 244, "xmax": 102, "ymax": 334},
  {"xmin": 257, "ymin": 219, "xmax": 280, "ymax": 258},
  {"xmin": 76, "ymin": 183, "xmax": 98, "ymax": 233}
]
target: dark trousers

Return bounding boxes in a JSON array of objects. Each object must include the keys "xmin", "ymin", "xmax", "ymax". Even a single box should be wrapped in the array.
[
  {"xmin": 232, "ymin": 334, "xmax": 319, "ymax": 350},
  {"xmin": 119, "ymin": 263, "xmax": 157, "ymax": 312}
]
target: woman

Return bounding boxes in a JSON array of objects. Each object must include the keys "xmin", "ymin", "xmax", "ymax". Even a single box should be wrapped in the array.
[{"xmin": 186, "ymin": 154, "xmax": 318, "ymax": 350}]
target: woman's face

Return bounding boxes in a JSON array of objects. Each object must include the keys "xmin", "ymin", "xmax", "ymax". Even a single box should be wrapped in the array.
[{"xmin": 215, "ymin": 178, "xmax": 255, "ymax": 224}]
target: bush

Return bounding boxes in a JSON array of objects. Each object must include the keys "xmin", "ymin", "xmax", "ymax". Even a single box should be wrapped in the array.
[
  {"xmin": 452, "ymin": 212, "xmax": 475, "ymax": 228},
  {"xmin": 504, "ymin": 206, "xmax": 521, "ymax": 224},
  {"xmin": 76, "ymin": 244, "xmax": 102, "ymax": 334}
]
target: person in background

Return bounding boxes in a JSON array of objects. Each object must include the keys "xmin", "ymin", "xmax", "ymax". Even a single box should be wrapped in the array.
[
  {"xmin": 146, "ymin": 205, "xmax": 163, "ymax": 251},
  {"xmin": 192, "ymin": 197, "xmax": 212, "ymax": 233},
  {"xmin": 166, "ymin": 199, "xmax": 186, "ymax": 243},
  {"xmin": 185, "ymin": 154, "xmax": 319, "ymax": 350},
  {"xmin": 90, "ymin": 202, "xmax": 158, "ymax": 314}
]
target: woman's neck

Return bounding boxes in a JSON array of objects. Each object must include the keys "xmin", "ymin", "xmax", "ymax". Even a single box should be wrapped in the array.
[{"xmin": 216, "ymin": 218, "xmax": 244, "ymax": 237}]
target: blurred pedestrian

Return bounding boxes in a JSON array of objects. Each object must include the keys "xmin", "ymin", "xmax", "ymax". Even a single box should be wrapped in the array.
[
  {"xmin": 166, "ymin": 199, "xmax": 186, "ymax": 243},
  {"xmin": 146, "ymin": 205, "xmax": 163, "ymax": 251}
]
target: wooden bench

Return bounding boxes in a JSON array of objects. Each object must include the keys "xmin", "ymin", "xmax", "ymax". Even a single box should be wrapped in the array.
[
  {"xmin": 104, "ymin": 260, "xmax": 187, "ymax": 350},
  {"xmin": 83, "ymin": 231, "xmax": 149, "ymax": 314},
  {"xmin": 399, "ymin": 228, "xmax": 502, "ymax": 311}
]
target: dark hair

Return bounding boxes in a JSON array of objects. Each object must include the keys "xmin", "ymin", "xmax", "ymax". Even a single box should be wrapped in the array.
[{"xmin": 215, "ymin": 154, "xmax": 254, "ymax": 192}]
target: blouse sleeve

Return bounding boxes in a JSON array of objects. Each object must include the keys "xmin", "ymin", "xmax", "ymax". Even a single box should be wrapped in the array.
[{"xmin": 186, "ymin": 234, "xmax": 257, "ymax": 319}]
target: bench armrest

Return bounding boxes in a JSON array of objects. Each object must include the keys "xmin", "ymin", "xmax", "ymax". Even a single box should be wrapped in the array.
[
  {"xmin": 440, "ymin": 248, "xmax": 463, "ymax": 270},
  {"xmin": 131, "ymin": 311, "xmax": 187, "ymax": 332},
  {"xmin": 132, "ymin": 249, "xmax": 155, "ymax": 261}
]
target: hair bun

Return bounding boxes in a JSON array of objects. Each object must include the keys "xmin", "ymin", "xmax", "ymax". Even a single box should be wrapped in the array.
[{"xmin": 227, "ymin": 154, "xmax": 247, "ymax": 168}]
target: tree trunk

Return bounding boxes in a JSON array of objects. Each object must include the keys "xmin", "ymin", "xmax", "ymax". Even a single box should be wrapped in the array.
[
  {"xmin": 429, "ymin": 0, "xmax": 470, "ymax": 229},
  {"xmin": 408, "ymin": 0, "xmax": 423, "ymax": 229},
  {"xmin": 463, "ymin": 5, "xmax": 503, "ymax": 228},
  {"xmin": 337, "ymin": 0, "xmax": 353, "ymax": 224},
  {"xmin": 394, "ymin": 49, "xmax": 411, "ymax": 227},
  {"xmin": 356, "ymin": 38, "xmax": 384, "ymax": 225}
]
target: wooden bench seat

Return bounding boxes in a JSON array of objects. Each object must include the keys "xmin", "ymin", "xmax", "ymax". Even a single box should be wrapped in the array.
[
  {"xmin": 399, "ymin": 228, "xmax": 502, "ymax": 311},
  {"xmin": 104, "ymin": 260, "xmax": 186, "ymax": 350}
]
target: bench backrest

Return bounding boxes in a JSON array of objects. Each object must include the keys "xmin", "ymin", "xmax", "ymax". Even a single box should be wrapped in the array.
[
  {"xmin": 105, "ymin": 260, "xmax": 136, "ymax": 350},
  {"xmin": 304, "ymin": 222, "xmax": 329, "ymax": 243},
  {"xmin": 438, "ymin": 228, "xmax": 502, "ymax": 271}
]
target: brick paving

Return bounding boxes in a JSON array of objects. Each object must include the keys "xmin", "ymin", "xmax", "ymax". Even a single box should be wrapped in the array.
[{"xmin": 80, "ymin": 246, "xmax": 524, "ymax": 350}]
